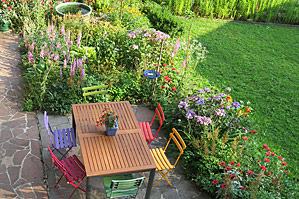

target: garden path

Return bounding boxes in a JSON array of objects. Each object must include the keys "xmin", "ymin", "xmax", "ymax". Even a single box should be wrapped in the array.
[{"xmin": 0, "ymin": 31, "xmax": 47, "ymax": 198}]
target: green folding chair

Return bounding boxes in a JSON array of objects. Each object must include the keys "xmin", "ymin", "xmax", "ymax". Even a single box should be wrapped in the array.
[
  {"xmin": 103, "ymin": 175, "xmax": 145, "ymax": 199},
  {"xmin": 82, "ymin": 85, "xmax": 109, "ymax": 101}
]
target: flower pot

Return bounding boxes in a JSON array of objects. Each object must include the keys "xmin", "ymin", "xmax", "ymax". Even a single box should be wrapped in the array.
[
  {"xmin": 0, "ymin": 23, "xmax": 9, "ymax": 31},
  {"xmin": 105, "ymin": 122, "xmax": 118, "ymax": 136}
]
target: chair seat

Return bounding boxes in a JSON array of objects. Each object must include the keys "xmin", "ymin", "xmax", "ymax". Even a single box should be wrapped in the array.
[
  {"xmin": 150, "ymin": 148, "xmax": 173, "ymax": 171},
  {"xmin": 139, "ymin": 122, "xmax": 154, "ymax": 141},
  {"xmin": 103, "ymin": 174, "xmax": 135, "ymax": 198},
  {"xmin": 54, "ymin": 128, "xmax": 76, "ymax": 149},
  {"xmin": 61, "ymin": 155, "xmax": 86, "ymax": 182}
]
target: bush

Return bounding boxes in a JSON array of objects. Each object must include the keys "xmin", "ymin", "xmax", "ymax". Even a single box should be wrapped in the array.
[{"xmin": 142, "ymin": 1, "xmax": 185, "ymax": 36}]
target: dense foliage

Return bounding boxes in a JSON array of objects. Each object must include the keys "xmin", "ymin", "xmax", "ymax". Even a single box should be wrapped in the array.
[
  {"xmin": 142, "ymin": 1, "xmax": 185, "ymax": 36},
  {"xmin": 164, "ymin": 0, "xmax": 299, "ymax": 24},
  {"xmin": 5, "ymin": 0, "xmax": 299, "ymax": 198}
]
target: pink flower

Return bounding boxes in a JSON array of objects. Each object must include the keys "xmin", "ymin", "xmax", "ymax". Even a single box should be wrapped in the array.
[
  {"xmin": 162, "ymin": 63, "xmax": 167, "ymax": 66},
  {"xmin": 219, "ymin": 161, "xmax": 226, "ymax": 166},
  {"xmin": 264, "ymin": 158, "xmax": 270, "ymax": 162},
  {"xmin": 229, "ymin": 161, "xmax": 235, "ymax": 166},
  {"xmin": 247, "ymin": 170, "xmax": 254, "ymax": 175},
  {"xmin": 278, "ymin": 156, "xmax": 283, "ymax": 160},
  {"xmin": 281, "ymin": 161, "xmax": 287, "ymax": 166},
  {"xmin": 273, "ymin": 178, "xmax": 276, "ymax": 182},
  {"xmin": 261, "ymin": 166, "xmax": 267, "ymax": 171},
  {"xmin": 172, "ymin": 87, "xmax": 176, "ymax": 91},
  {"xmin": 285, "ymin": 170, "xmax": 290, "ymax": 174},
  {"xmin": 263, "ymin": 144, "xmax": 268, "ymax": 150},
  {"xmin": 172, "ymin": 68, "xmax": 176, "ymax": 70},
  {"xmin": 242, "ymin": 137, "xmax": 248, "ymax": 141},
  {"xmin": 221, "ymin": 184, "xmax": 226, "ymax": 189},
  {"xmin": 241, "ymin": 186, "xmax": 246, "ymax": 190},
  {"xmin": 153, "ymin": 64, "xmax": 157, "ymax": 66},
  {"xmin": 236, "ymin": 163, "xmax": 240, "ymax": 167},
  {"xmin": 176, "ymin": 71, "xmax": 179, "ymax": 74},
  {"xmin": 158, "ymin": 69, "xmax": 162, "ymax": 72},
  {"xmin": 212, "ymin": 179, "xmax": 218, "ymax": 184},
  {"xmin": 165, "ymin": 67, "xmax": 168, "ymax": 70},
  {"xmin": 265, "ymin": 152, "xmax": 271, "ymax": 156},
  {"xmin": 225, "ymin": 167, "xmax": 231, "ymax": 171}
]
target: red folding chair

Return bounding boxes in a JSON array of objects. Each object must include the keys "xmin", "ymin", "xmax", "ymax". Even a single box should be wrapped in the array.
[
  {"xmin": 139, "ymin": 104, "xmax": 165, "ymax": 146},
  {"xmin": 47, "ymin": 145, "xmax": 86, "ymax": 199}
]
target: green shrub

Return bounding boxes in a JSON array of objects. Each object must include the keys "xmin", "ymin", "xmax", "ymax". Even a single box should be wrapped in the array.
[{"xmin": 142, "ymin": 1, "xmax": 185, "ymax": 36}]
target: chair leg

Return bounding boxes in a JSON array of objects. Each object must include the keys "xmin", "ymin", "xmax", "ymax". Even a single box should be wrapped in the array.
[
  {"xmin": 54, "ymin": 174, "xmax": 65, "ymax": 189},
  {"xmin": 152, "ymin": 169, "xmax": 172, "ymax": 189}
]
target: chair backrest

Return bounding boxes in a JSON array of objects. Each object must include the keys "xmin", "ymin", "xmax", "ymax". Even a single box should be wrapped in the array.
[
  {"xmin": 44, "ymin": 111, "xmax": 54, "ymax": 146},
  {"xmin": 110, "ymin": 177, "xmax": 145, "ymax": 199},
  {"xmin": 150, "ymin": 104, "xmax": 165, "ymax": 127},
  {"xmin": 47, "ymin": 145, "xmax": 66, "ymax": 173},
  {"xmin": 82, "ymin": 85, "xmax": 108, "ymax": 100},
  {"xmin": 164, "ymin": 128, "xmax": 186, "ymax": 167}
]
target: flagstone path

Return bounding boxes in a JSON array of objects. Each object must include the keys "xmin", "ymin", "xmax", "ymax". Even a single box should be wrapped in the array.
[{"xmin": 0, "ymin": 31, "xmax": 47, "ymax": 198}]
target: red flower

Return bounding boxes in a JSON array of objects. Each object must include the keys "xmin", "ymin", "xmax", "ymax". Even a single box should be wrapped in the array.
[
  {"xmin": 172, "ymin": 68, "xmax": 176, "ymax": 70},
  {"xmin": 249, "ymin": 130, "xmax": 258, "ymax": 134},
  {"xmin": 273, "ymin": 178, "xmax": 276, "ymax": 182},
  {"xmin": 236, "ymin": 163, "xmax": 240, "ymax": 167},
  {"xmin": 264, "ymin": 158, "xmax": 270, "ymax": 162},
  {"xmin": 268, "ymin": 172, "xmax": 271, "ymax": 175},
  {"xmin": 172, "ymin": 87, "xmax": 176, "ymax": 91},
  {"xmin": 230, "ymin": 174, "xmax": 237, "ymax": 179},
  {"xmin": 167, "ymin": 78, "xmax": 172, "ymax": 82},
  {"xmin": 165, "ymin": 67, "xmax": 168, "ymax": 70},
  {"xmin": 163, "ymin": 81, "xmax": 167, "ymax": 84},
  {"xmin": 153, "ymin": 64, "xmax": 157, "ymax": 66},
  {"xmin": 162, "ymin": 63, "xmax": 167, "ymax": 66},
  {"xmin": 242, "ymin": 136, "xmax": 248, "ymax": 141},
  {"xmin": 158, "ymin": 68, "xmax": 162, "ymax": 72},
  {"xmin": 221, "ymin": 184, "xmax": 226, "ymax": 189},
  {"xmin": 176, "ymin": 71, "xmax": 179, "ymax": 74},
  {"xmin": 42, "ymin": 6, "xmax": 45, "ymax": 9},
  {"xmin": 263, "ymin": 144, "xmax": 268, "ymax": 150},
  {"xmin": 225, "ymin": 167, "xmax": 231, "ymax": 171},
  {"xmin": 265, "ymin": 152, "xmax": 271, "ymax": 156},
  {"xmin": 164, "ymin": 76, "xmax": 168, "ymax": 79},
  {"xmin": 267, "ymin": 148, "xmax": 272, "ymax": 152},
  {"xmin": 161, "ymin": 85, "xmax": 165, "ymax": 89},
  {"xmin": 219, "ymin": 161, "xmax": 226, "ymax": 166},
  {"xmin": 7, "ymin": 6, "xmax": 11, "ymax": 10},
  {"xmin": 225, "ymin": 194, "xmax": 230, "ymax": 198},
  {"xmin": 212, "ymin": 179, "xmax": 218, "ymax": 184},
  {"xmin": 281, "ymin": 161, "xmax": 287, "ymax": 166},
  {"xmin": 229, "ymin": 161, "xmax": 235, "ymax": 166},
  {"xmin": 278, "ymin": 156, "xmax": 283, "ymax": 160},
  {"xmin": 285, "ymin": 170, "xmax": 290, "ymax": 174},
  {"xmin": 241, "ymin": 186, "xmax": 246, "ymax": 190},
  {"xmin": 41, "ymin": 2, "xmax": 44, "ymax": 5},
  {"xmin": 171, "ymin": 62, "xmax": 174, "ymax": 65},
  {"xmin": 261, "ymin": 166, "xmax": 267, "ymax": 171},
  {"xmin": 49, "ymin": 1, "xmax": 53, "ymax": 5},
  {"xmin": 65, "ymin": 0, "xmax": 69, "ymax": 2},
  {"xmin": 247, "ymin": 170, "xmax": 254, "ymax": 175}
]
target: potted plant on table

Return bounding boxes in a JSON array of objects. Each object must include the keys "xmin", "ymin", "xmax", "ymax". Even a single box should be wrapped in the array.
[{"xmin": 96, "ymin": 108, "xmax": 119, "ymax": 136}]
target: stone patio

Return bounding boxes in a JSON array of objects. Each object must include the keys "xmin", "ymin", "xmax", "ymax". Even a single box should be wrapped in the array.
[{"xmin": 0, "ymin": 30, "xmax": 211, "ymax": 199}]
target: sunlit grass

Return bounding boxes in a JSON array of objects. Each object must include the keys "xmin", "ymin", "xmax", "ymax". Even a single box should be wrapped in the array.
[{"xmin": 180, "ymin": 18, "xmax": 299, "ymax": 176}]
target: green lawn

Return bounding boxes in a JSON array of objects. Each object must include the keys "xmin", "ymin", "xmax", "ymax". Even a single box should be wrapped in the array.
[{"xmin": 179, "ymin": 18, "xmax": 299, "ymax": 175}]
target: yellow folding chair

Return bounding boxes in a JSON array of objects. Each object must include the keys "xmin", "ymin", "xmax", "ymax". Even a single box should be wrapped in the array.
[
  {"xmin": 82, "ymin": 85, "xmax": 108, "ymax": 101},
  {"xmin": 150, "ymin": 128, "xmax": 186, "ymax": 188}
]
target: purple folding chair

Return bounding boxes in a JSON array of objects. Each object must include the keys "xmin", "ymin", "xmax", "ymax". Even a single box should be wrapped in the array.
[{"xmin": 44, "ymin": 111, "xmax": 76, "ymax": 161}]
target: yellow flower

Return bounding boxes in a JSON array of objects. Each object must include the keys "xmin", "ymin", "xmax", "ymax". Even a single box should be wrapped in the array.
[{"xmin": 226, "ymin": 95, "xmax": 232, "ymax": 103}]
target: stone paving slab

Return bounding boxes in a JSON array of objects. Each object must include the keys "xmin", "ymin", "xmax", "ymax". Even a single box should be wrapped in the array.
[{"xmin": 0, "ymin": 31, "xmax": 47, "ymax": 198}]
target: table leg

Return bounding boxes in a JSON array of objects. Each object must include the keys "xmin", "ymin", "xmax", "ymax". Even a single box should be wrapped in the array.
[
  {"xmin": 72, "ymin": 112, "xmax": 76, "ymax": 137},
  {"xmin": 86, "ymin": 177, "xmax": 91, "ymax": 199},
  {"xmin": 145, "ymin": 169, "xmax": 155, "ymax": 199}
]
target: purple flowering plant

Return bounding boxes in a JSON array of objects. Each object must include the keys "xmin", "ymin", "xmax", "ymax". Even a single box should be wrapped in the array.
[{"xmin": 178, "ymin": 87, "xmax": 253, "ymax": 140}]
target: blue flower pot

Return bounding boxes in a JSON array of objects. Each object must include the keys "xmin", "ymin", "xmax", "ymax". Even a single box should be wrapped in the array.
[{"xmin": 105, "ymin": 122, "xmax": 118, "ymax": 136}]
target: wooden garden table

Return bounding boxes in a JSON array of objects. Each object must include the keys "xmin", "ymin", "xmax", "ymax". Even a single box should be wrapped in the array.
[{"xmin": 72, "ymin": 101, "xmax": 156, "ymax": 199}]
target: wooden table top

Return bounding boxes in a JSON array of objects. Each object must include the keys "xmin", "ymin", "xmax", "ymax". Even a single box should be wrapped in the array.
[
  {"xmin": 72, "ymin": 101, "xmax": 140, "ymax": 136},
  {"xmin": 72, "ymin": 101, "xmax": 156, "ymax": 177}
]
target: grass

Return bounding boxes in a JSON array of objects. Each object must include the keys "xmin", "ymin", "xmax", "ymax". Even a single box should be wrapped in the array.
[{"xmin": 179, "ymin": 18, "xmax": 299, "ymax": 176}]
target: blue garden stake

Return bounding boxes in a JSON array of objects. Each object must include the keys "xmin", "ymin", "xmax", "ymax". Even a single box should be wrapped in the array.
[{"xmin": 144, "ymin": 70, "xmax": 160, "ymax": 97}]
